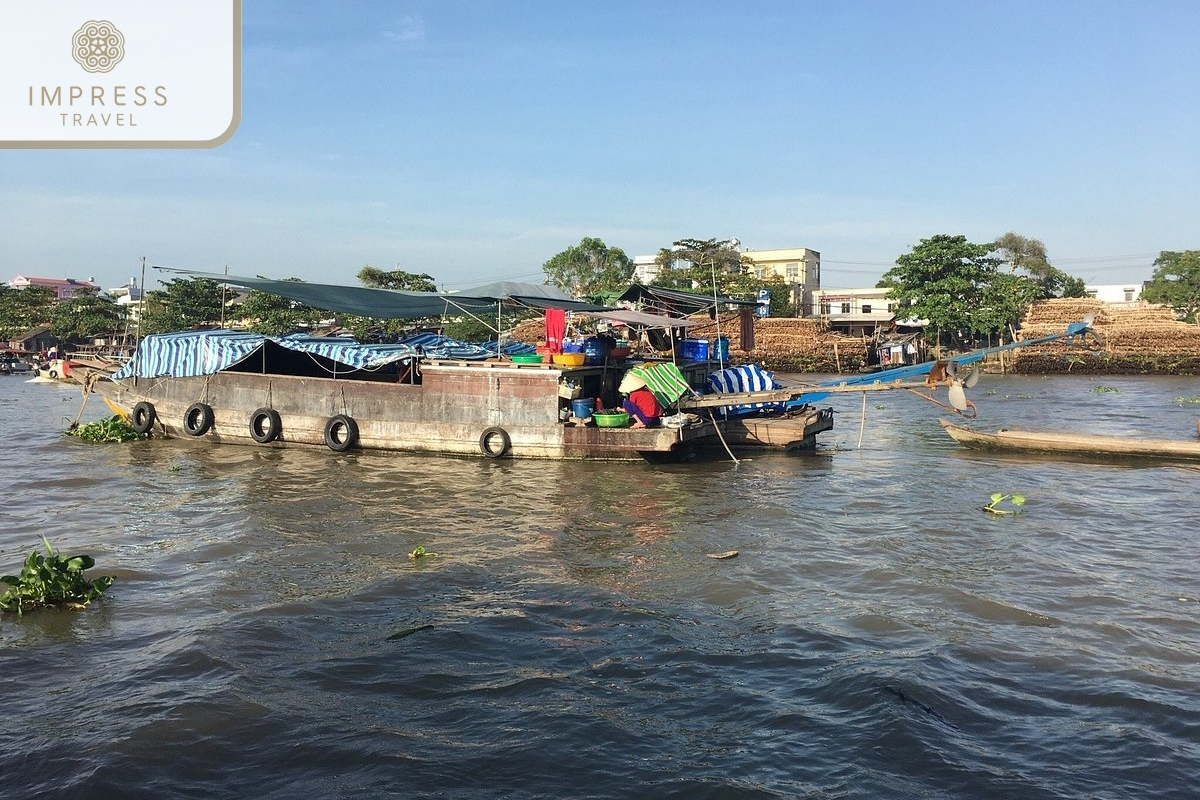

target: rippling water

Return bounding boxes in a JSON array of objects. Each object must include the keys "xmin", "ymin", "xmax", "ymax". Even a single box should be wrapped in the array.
[{"xmin": 3, "ymin": 373, "xmax": 1199, "ymax": 799}]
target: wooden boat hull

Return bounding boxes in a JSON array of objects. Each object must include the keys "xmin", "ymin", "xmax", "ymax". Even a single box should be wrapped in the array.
[
  {"xmin": 97, "ymin": 361, "xmax": 834, "ymax": 461},
  {"xmin": 939, "ymin": 419, "xmax": 1200, "ymax": 463}
]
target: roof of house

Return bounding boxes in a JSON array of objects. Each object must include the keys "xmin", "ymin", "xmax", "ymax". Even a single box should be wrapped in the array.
[
  {"xmin": 10, "ymin": 326, "xmax": 54, "ymax": 341},
  {"xmin": 10, "ymin": 275, "xmax": 97, "ymax": 288}
]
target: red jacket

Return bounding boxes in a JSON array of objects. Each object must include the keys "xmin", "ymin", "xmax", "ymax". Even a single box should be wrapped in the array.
[{"xmin": 621, "ymin": 387, "xmax": 662, "ymax": 426}]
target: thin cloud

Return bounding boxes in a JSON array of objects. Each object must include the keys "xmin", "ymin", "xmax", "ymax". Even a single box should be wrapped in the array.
[{"xmin": 381, "ymin": 15, "xmax": 425, "ymax": 43}]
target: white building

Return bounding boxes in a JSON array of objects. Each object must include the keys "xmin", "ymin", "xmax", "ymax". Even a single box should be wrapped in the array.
[
  {"xmin": 105, "ymin": 279, "xmax": 145, "ymax": 324},
  {"xmin": 632, "ymin": 254, "xmax": 660, "ymax": 284},
  {"xmin": 1085, "ymin": 283, "xmax": 1144, "ymax": 305}
]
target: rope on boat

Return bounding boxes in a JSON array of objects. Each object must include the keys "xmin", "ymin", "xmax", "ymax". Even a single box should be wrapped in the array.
[
  {"xmin": 70, "ymin": 372, "xmax": 101, "ymax": 430},
  {"xmin": 706, "ymin": 410, "xmax": 740, "ymax": 465}
]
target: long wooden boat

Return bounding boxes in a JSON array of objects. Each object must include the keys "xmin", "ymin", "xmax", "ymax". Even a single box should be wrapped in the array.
[
  {"xmin": 77, "ymin": 269, "xmax": 1101, "ymax": 461},
  {"xmin": 90, "ymin": 329, "xmax": 834, "ymax": 461},
  {"xmin": 939, "ymin": 419, "xmax": 1200, "ymax": 463}
]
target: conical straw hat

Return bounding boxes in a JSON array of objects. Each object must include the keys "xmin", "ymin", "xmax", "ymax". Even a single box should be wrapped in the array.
[{"xmin": 619, "ymin": 373, "xmax": 646, "ymax": 393}]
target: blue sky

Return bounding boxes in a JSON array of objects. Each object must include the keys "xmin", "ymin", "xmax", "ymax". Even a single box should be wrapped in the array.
[{"xmin": 3, "ymin": 0, "xmax": 1197, "ymax": 293}]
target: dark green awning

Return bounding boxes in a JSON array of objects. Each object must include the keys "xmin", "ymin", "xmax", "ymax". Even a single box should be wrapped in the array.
[
  {"xmin": 616, "ymin": 284, "xmax": 759, "ymax": 317},
  {"xmin": 152, "ymin": 268, "xmax": 608, "ymax": 319}
]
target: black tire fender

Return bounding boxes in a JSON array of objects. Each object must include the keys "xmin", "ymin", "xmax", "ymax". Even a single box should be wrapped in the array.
[
  {"xmin": 131, "ymin": 401, "xmax": 157, "ymax": 434},
  {"xmin": 249, "ymin": 407, "xmax": 282, "ymax": 443},
  {"xmin": 479, "ymin": 426, "xmax": 511, "ymax": 458},
  {"xmin": 183, "ymin": 402, "xmax": 215, "ymax": 437},
  {"xmin": 324, "ymin": 414, "xmax": 359, "ymax": 452},
  {"xmin": 47, "ymin": 369, "xmax": 59, "ymax": 379}
]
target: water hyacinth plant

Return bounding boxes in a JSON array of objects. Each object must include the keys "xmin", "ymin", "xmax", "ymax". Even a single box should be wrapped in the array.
[
  {"xmin": 982, "ymin": 493, "xmax": 1026, "ymax": 515},
  {"xmin": 66, "ymin": 415, "xmax": 147, "ymax": 443},
  {"xmin": 0, "ymin": 536, "xmax": 115, "ymax": 615}
]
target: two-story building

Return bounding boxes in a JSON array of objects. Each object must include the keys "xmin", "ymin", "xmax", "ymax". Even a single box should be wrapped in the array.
[
  {"xmin": 739, "ymin": 247, "xmax": 821, "ymax": 311},
  {"xmin": 809, "ymin": 286, "xmax": 899, "ymax": 337},
  {"xmin": 8, "ymin": 275, "xmax": 99, "ymax": 300}
]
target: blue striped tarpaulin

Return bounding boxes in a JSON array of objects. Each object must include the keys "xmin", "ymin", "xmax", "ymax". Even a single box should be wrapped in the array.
[
  {"xmin": 112, "ymin": 330, "xmax": 421, "ymax": 380},
  {"xmin": 112, "ymin": 330, "xmax": 537, "ymax": 381},
  {"xmin": 707, "ymin": 364, "xmax": 785, "ymax": 416}
]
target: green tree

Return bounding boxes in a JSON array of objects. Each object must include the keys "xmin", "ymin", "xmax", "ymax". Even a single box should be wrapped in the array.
[
  {"xmin": 441, "ymin": 315, "xmax": 497, "ymax": 343},
  {"xmin": 878, "ymin": 234, "xmax": 1033, "ymax": 341},
  {"xmin": 48, "ymin": 291, "xmax": 123, "ymax": 344},
  {"xmin": 1141, "ymin": 250, "xmax": 1200, "ymax": 322},
  {"xmin": 651, "ymin": 238, "xmax": 745, "ymax": 292},
  {"xmin": 994, "ymin": 232, "xmax": 1087, "ymax": 299},
  {"xmin": 236, "ymin": 279, "xmax": 322, "ymax": 335},
  {"xmin": 542, "ymin": 237, "xmax": 635, "ymax": 298},
  {"xmin": 723, "ymin": 271, "xmax": 795, "ymax": 316},
  {"xmin": 649, "ymin": 237, "xmax": 793, "ymax": 313},
  {"xmin": 140, "ymin": 277, "xmax": 226, "ymax": 335},
  {"xmin": 339, "ymin": 265, "xmax": 440, "ymax": 342},
  {"xmin": 357, "ymin": 265, "xmax": 438, "ymax": 292},
  {"xmin": 0, "ymin": 285, "xmax": 56, "ymax": 339}
]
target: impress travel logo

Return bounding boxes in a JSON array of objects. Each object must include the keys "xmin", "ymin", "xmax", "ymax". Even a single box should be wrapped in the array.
[{"xmin": 1, "ymin": 2, "xmax": 241, "ymax": 148}]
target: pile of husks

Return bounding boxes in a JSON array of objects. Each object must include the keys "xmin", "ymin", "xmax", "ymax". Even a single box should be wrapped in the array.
[
  {"xmin": 512, "ymin": 298, "xmax": 1200, "ymax": 375},
  {"xmin": 1013, "ymin": 299, "xmax": 1200, "ymax": 375}
]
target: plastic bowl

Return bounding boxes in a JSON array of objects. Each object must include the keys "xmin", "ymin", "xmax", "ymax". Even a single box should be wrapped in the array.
[
  {"xmin": 609, "ymin": 347, "xmax": 631, "ymax": 359},
  {"xmin": 510, "ymin": 354, "xmax": 544, "ymax": 364},
  {"xmin": 552, "ymin": 353, "xmax": 586, "ymax": 366},
  {"xmin": 592, "ymin": 412, "xmax": 631, "ymax": 428}
]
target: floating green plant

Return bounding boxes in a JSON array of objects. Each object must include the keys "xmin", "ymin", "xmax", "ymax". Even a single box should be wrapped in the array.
[
  {"xmin": 1091, "ymin": 385, "xmax": 1120, "ymax": 394},
  {"xmin": 65, "ymin": 415, "xmax": 147, "ymax": 443},
  {"xmin": 982, "ymin": 493, "xmax": 1025, "ymax": 515},
  {"xmin": 408, "ymin": 545, "xmax": 438, "ymax": 559},
  {"xmin": 0, "ymin": 536, "xmax": 115, "ymax": 615},
  {"xmin": 1171, "ymin": 396, "xmax": 1200, "ymax": 405}
]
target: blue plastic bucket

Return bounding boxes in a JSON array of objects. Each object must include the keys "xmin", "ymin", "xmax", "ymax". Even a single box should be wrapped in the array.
[
  {"xmin": 582, "ymin": 337, "xmax": 606, "ymax": 365},
  {"xmin": 680, "ymin": 338, "xmax": 709, "ymax": 361},
  {"xmin": 712, "ymin": 335, "xmax": 730, "ymax": 362},
  {"xmin": 571, "ymin": 398, "xmax": 594, "ymax": 419}
]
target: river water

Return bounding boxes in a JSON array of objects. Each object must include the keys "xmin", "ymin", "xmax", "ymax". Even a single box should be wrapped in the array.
[{"xmin": 2, "ymin": 373, "xmax": 1198, "ymax": 799}]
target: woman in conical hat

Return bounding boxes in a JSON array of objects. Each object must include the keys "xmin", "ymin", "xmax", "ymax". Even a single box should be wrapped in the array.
[
  {"xmin": 619, "ymin": 372, "xmax": 661, "ymax": 428},
  {"xmin": 618, "ymin": 372, "xmax": 646, "ymax": 394}
]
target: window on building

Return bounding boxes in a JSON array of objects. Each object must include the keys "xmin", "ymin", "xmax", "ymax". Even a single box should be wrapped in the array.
[
  {"xmin": 887, "ymin": 303, "xmax": 894, "ymax": 312},
  {"xmin": 841, "ymin": 302, "xmax": 851, "ymax": 314},
  {"xmin": 786, "ymin": 263, "xmax": 799, "ymax": 281},
  {"xmin": 862, "ymin": 304, "xmax": 872, "ymax": 314},
  {"xmin": 1124, "ymin": 288, "xmax": 1135, "ymax": 301},
  {"xmin": 819, "ymin": 302, "xmax": 830, "ymax": 315}
]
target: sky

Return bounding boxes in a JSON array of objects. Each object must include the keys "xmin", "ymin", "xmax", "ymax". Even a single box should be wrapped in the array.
[{"xmin": 2, "ymin": 0, "xmax": 1197, "ymax": 294}]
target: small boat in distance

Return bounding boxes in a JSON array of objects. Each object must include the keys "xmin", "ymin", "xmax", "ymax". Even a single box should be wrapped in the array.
[{"xmin": 938, "ymin": 419, "xmax": 1200, "ymax": 464}]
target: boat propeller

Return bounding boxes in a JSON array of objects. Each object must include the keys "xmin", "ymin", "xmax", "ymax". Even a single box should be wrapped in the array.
[{"xmin": 907, "ymin": 359, "xmax": 978, "ymax": 417}]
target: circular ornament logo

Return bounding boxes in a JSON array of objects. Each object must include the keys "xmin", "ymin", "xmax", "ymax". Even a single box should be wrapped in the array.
[{"xmin": 72, "ymin": 20, "xmax": 125, "ymax": 73}]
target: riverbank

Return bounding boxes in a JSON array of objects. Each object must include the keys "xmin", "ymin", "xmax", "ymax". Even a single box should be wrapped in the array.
[{"xmin": 562, "ymin": 298, "xmax": 1200, "ymax": 376}]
